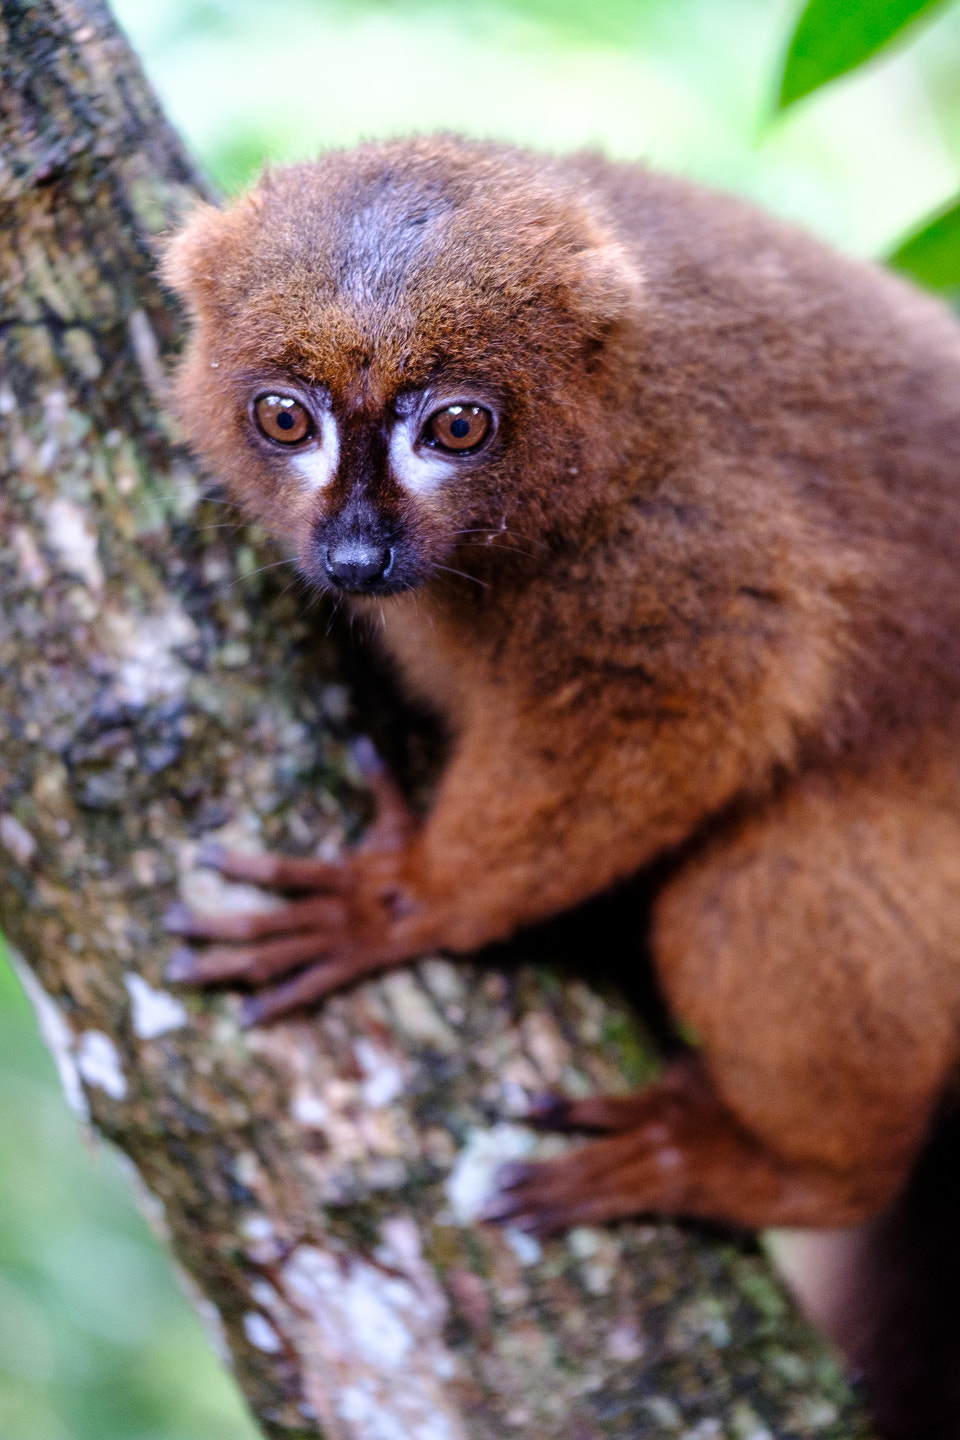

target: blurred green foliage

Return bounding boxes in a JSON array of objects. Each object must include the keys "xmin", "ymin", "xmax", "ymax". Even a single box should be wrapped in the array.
[
  {"xmin": 778, "ymin": 0, "xmax": 950, "ymax": 108},
  {"xmin": 777, "ymin": 0, "xmax": 960, "ymax": 292},
  {"xmin": 891, "ymin": 196, "xmax": 960, "ymax": 286},
  {"xmin": 0, "ymin": 954, "xmax": 257, "ymax": 1440},
  {"xmin": 4, "ymin": 0, "xmax": 960, "ymax": 1435}
]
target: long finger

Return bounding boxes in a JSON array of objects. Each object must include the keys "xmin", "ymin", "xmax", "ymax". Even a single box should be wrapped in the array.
[
  {"xmin": 240, "ymin": 948, "xmax": 399, "ymax": 1025},
  {"xmin": 196, "ymin": 843, "xmax": 353, "ymax": 892},
  {"xmin": 526, "ymin": 1090, "xmax": 663, "ymax": 1133},
  {"xmin": 166, "ymin": 929, "xmax": 336, "ymax": 986},
  {"xmin": 164, "ymin": 895, "xmax": 347, "ymax": 942}
]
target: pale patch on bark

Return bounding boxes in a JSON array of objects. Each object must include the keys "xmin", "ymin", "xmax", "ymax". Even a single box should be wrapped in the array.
[
  {"xmin": 45, "ymin": 496, "xmax": 104, "ymax": 591},
  {"xmin": 124, "ymin": 973, "xmax": 189, "ymax": 1038},
  {"xmin": 99, "ymin": 603, "xmax": 198, "ymax": 706},
  {"xmin": 0, "ymin": 814, "xmax": 38, "ymax": 865},
  {"xmin": 243, "ymin": 1311, "xmax": 284, "ymax": 1354},
  {"xmin": 76, "ymin": 1030, "xmax": 128, "ymax": 1100},
  {"xmin": 278, "ymin": 1242, "xmax": 467, "ymax": 1440}
]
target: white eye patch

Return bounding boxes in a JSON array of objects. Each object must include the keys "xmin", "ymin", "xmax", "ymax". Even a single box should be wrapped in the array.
[
  {"xmin": 289, "ymin": 408, "xmax": 340, "ymax": 491},
  {"xmin": 389, "ymin": 414, "xmax": 459, "ymax": 494}
]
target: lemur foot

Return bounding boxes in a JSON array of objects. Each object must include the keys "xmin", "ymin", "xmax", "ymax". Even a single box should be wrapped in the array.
[{"xmin": 484, "ymin": 1058, "xmax": 886, "ymax": 1233}]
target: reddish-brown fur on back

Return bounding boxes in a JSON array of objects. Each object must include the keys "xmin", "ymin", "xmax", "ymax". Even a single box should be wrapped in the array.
[{"xmin": 163, "ymin": 135, "xmax": 960, "ymax": 1437}]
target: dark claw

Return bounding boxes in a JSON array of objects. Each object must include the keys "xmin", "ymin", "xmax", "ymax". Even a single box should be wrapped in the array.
[
  {"xmin": 478, "ymin": 1189, "xmax": 527, "ymax": 1224},
  {"xmin": 166, "ymin": 945, "xmax": 200, "ymax": 981},
  {"xmin": 240, "ymin": 995, "xmax": 264, "ymax": 1028},
  {"xmin": 525, "ymin": 1093, "xmax": 573, "ymax": 1127},
  {"xmin": 195, "ymin": 840, "xmax": 227, "ymax": 869},
  {"xmin": 512, "ymin": 1212, "xmax": 551, "ymax": 1235},
  {"xmin": 239, "ymin": 991, "xmax": 284, "ymax": 1028},
  {"xmin": 481, "ymin": 1187, "xmax": 567, "ymax": 1235},
  {"xmin": 164, "ymin": 902, "xmax": 195, "ymax": 934},
  {"xmin": 351, "ymin": 735, "xmax": 384, "ymax": 778},
  {"xmin": 493, "ymin": 1159, "xmax": 536, "ymax": 1190},
  {"xmin": 516, "ymin": 1209, "xmax": 564, "ymax": 1236},
  {"xmin": 478, "ymin": 1161, "xmax": 540, "ymax": 1223}
]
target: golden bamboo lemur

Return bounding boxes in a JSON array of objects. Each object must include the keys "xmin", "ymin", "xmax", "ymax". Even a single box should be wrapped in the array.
[{"xmin": 163, "ymin": 136, "xmax": 960, "ymax": 1437}]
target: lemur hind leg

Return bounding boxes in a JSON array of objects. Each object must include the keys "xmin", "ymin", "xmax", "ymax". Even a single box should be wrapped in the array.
[{"xmin": 485, "ymin": 761, "xmax": 960, "ymax": 1235}]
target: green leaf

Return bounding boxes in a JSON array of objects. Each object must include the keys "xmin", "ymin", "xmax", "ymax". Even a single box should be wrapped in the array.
[
  {"xmin": 778, "ymin": 0, "xmax": 951, "ymax": 110},
  {"xmin": 888, "ymin": 198, "xmax": 960, "ymax": 292}
]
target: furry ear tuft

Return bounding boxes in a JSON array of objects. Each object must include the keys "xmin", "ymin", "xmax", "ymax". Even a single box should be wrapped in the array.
[
  {"xmin": 494, "ymin": 190, "xmax": 644, "ymax": 335},
  {"xmin": 566, "ymin": 237, "xmax": 645, "ymax": 333},
  {"xmin": 160, "ymin": 201, "xmax": 224, "ymax": 308},
  {"xmin": 160, "ymin": 196, "xmax": 264, "ymax": 317},
  {"xmin": 515, "ymin": 203, "xmax": 645, "ymax": 336}
]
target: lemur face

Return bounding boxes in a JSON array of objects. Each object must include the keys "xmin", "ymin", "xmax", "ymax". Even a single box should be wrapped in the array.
[
  {"xmin": 239, "ymin": 379, "xmax": 499, "ymax": 596},
  {"xmin": 163, "ymin": 137, "xmax": 642, "ymax": 601}
]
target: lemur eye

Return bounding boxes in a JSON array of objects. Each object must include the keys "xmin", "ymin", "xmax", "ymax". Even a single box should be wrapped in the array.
[
  {"xmin": 254, "ymin": 394, "xmax": 313, "ymax": 445},
  {"xmin": 424, "ymin": 404, "xmax": 491, "ymax": 453}
]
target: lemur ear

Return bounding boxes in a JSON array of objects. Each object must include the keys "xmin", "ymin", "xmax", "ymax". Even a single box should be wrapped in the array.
[
  {"xmin": 510, "ymin": 211, "xmax": 645, "ymax": 338},
  {"xmin": 160, "ymin": 192, "xmax": 267, "ymax": 316},
  {"xmin": 565, "ymin": 237, "xmax": 645, "ymax": 335},
  {"xmin": 160, "ymin": 201, "xmax": 223, "ymax": 309}
]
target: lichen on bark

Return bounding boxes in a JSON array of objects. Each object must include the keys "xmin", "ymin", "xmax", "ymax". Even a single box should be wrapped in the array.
[{"xmin": 0, "ymin": 1, "xmax": 873, "ymax": 1436}]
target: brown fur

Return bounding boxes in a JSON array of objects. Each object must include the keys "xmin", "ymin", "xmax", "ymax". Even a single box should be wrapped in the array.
[{"xmin": 163, "ymin": 135, "xmax": 960, "ymax": 1433}]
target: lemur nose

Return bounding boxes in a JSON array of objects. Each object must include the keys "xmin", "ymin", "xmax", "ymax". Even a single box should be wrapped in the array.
[{"xmin": 324, "ymin": 540, "xmax": 393, "ymax": 589}]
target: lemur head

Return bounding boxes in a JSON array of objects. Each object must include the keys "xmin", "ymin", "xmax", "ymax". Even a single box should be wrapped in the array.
[{"xmin": 163, "ymin": 135, "xmax": 642, "ymax": 599}]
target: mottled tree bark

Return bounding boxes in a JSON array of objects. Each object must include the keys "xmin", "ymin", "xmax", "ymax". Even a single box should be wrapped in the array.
[{"xmin": 0, "ymin": 2, "xmax": 873, "ymax": 1436}]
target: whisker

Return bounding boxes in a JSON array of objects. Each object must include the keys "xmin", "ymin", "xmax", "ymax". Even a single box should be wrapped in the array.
[
  {"xmin": 274, "ymin": 576, "xmax": 304, "ymax": 604},
  {"xmin": 455, "ymin": 539, "xmax": 539, "ymax": 562},
  {"xmin": 226, "ymin": 556, "xmax": 296, "ymax": 588},
  {"xmin": 324, "ymin": 594, "xmax": 343, "ymax": 635},
  {"xmin": 449, "ymin": 525, "xmax": 546, "ymax": 551},
  {"xmin": 431, "ymin": 563, "xmax": 490, "ymax": 590}
]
